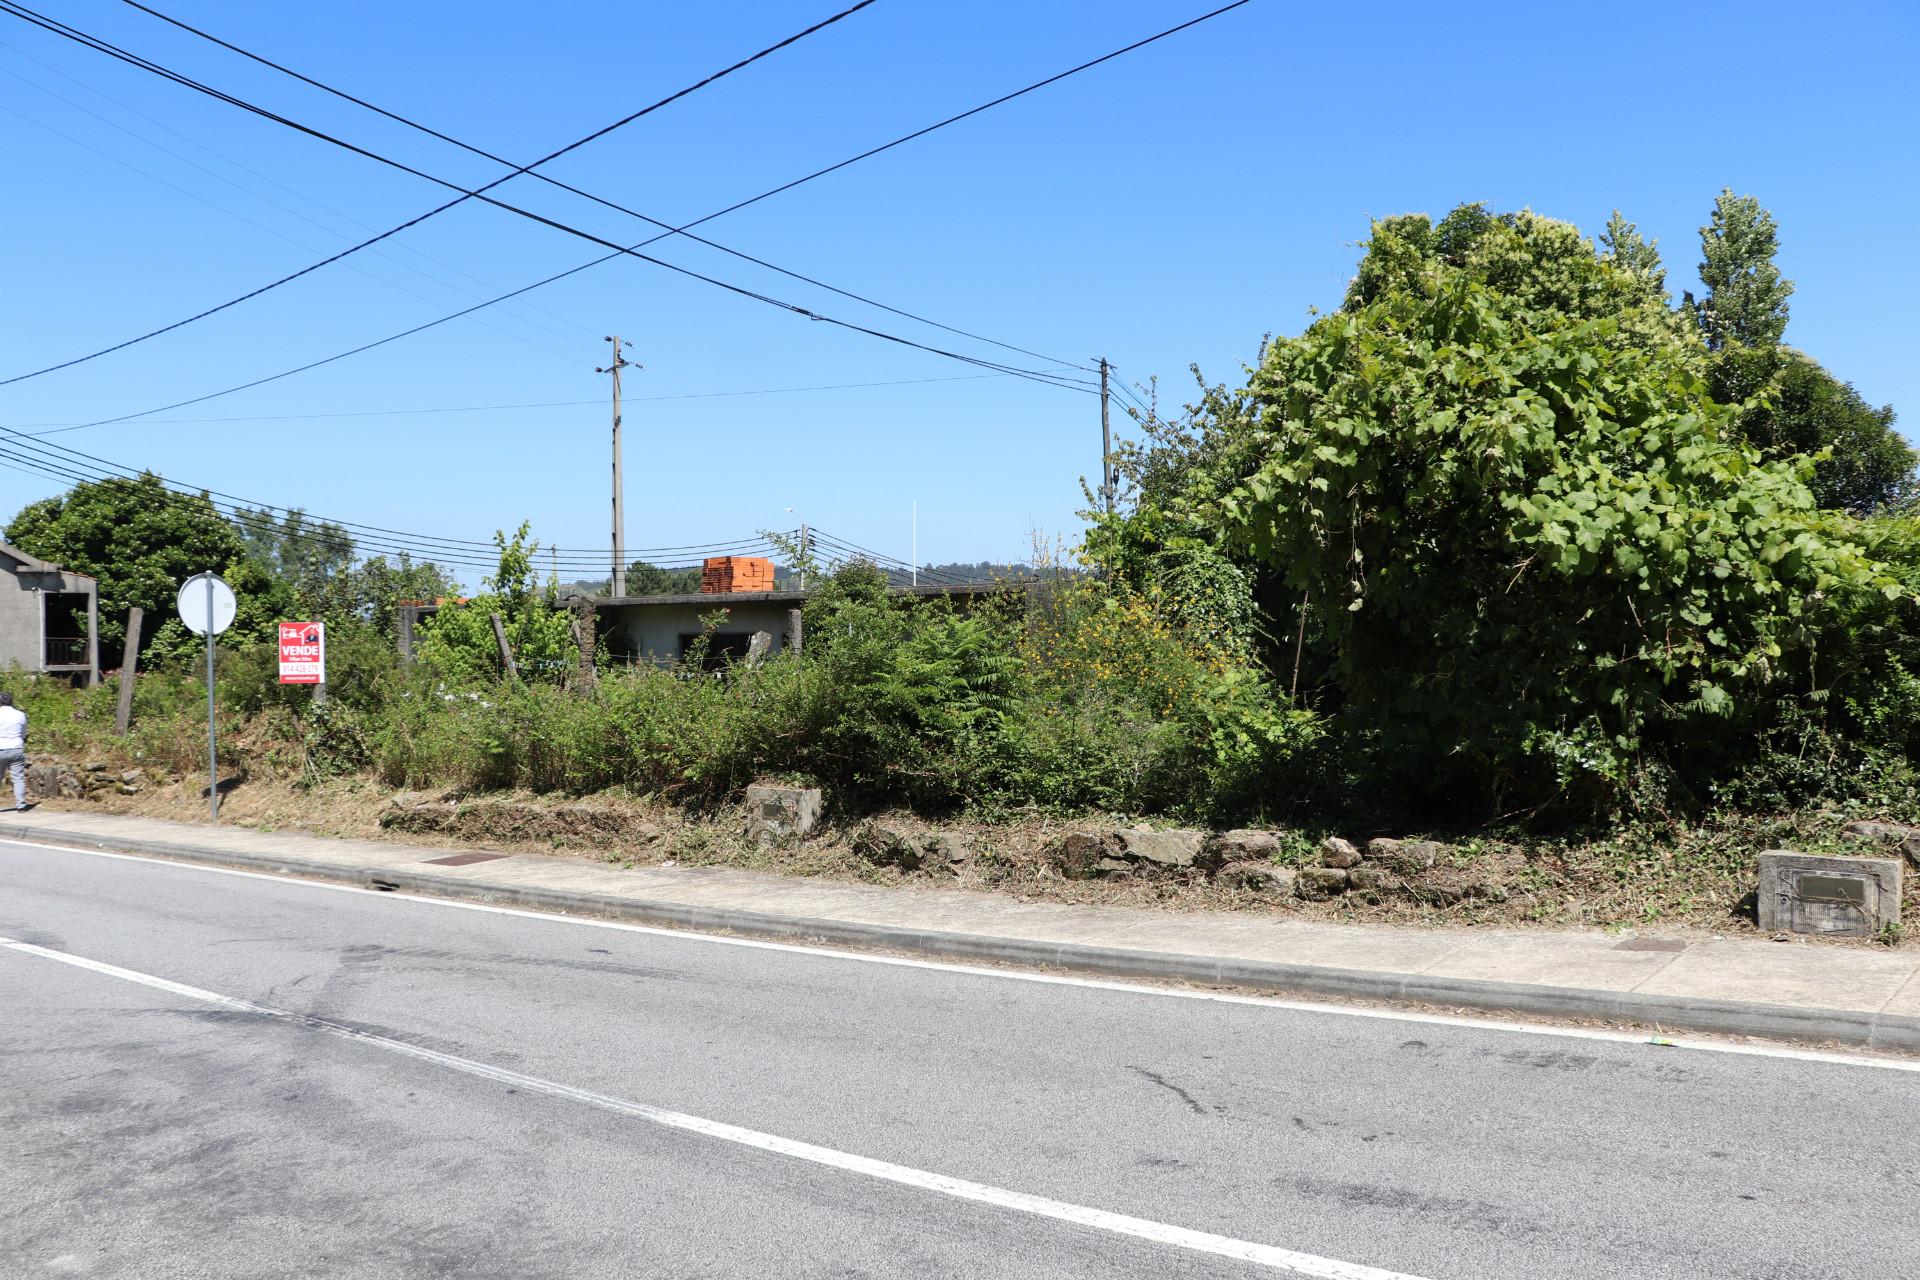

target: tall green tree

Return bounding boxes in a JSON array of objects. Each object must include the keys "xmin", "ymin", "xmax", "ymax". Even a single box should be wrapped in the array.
[
  {"xmin": 1598, "ymin": 210, "xmax": 1666, "ymax": 295},
  {"xmin": 232, "ymin": 506, "xmax": 356, "ymax": 615},
  {"xmin": 1342, "ymin": 205, "xmax": 1693, "ymax": 358},
  {"xmin": 1687, "ymin": 188, "xmax": 1793, "ymax": 350},
  {"xmin": 5, "ymin": 473, "xmax": 286, "ymax": 659},
  {"xmin": 350, "ymin": 555, "xmax": 461, "ymax": 641},
  {"xmin": 1678, "ymin": 190, "xmax": 1911, "ymax": 510},
  {"xmin": 414, "ymin": 523, "xmax": 574, "ymax": 683}
]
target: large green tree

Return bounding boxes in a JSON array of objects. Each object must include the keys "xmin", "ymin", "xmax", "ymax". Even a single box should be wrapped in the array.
[
  {"xmin": 1679, "ymin": 189, "xmax": 1912, "ymax": 511},
  {"xmin": 1097, "ymin": 205, "xmax": 1905, "ymax": 811},
  {"xmin": 5, "ymin": 473, "xmax": 287, "ymax": 660},
  {"xmin": 350, "ymin": 555, "xmax": 462, "ymax": 641},
  {"xmin": 1686, "ymin": 188, "xmax": 1793, "ymax": 350},
  {"xmin": 232, "ymin": 506, "xmax": 355, "ymax": 614},
  {"xmin": 1342, "ymin": 205, "xmax": 1694, "ymax": 359}
]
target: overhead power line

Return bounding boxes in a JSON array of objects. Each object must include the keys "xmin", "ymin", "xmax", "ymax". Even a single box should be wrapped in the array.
[
  {"xmin": 0, "ymin": 0, "xmax": 880, "ymax": 386},
  {"xmin": 115, "ymin": 0, "xmax": 1085, "ymax": 375},
  {"xmin": 0, "ymin": 439, "xmax": 939, "ymax": 587},
  {"xmin": 0, "ymin": 2, "xmax": 1251, "ymax": 427},
  {"xmin": 1, "ymin": 0, "xmax": 1092, "ymax": 429},
  {"xmin": 1104, "ymin": 365, "xmax": 1155, "ymax": 417},
  {"xmin": 807, "ymin": 531, "xmax": 983, "ymax": 586},
  {"xmin": 0, "ymin": 435, "xmax": 983, "ymax": 594},
  {"xmin": 0, "ymin": 33, "xmax": 604, "ymax": 347},
  {"xmin": 5, "ymin": 372, "xmax": 1023, "ymax": 434},
  {"xmin": 0, "ymin": 87, "xmax": 584, "ymax": 372},
  {"xmin": 0, "ymin": 426, "xmax": 786, "ymax": 568}
]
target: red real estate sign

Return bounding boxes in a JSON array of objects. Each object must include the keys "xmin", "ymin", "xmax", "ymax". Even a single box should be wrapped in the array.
[{"xmin": 277, "ymin": 621, "xmax": 326, "ymax": 685}]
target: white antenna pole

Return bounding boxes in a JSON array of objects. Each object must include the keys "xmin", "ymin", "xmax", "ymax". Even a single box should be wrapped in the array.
[{"xmin": 912, "ymin": 501, "xmax": 918, "ymax": 588}]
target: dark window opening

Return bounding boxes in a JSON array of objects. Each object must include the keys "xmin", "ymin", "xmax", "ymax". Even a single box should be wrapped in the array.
[
  {"xmin": 44, "ymin": 592, "xmax": 89, "ymax": 667},
  {"xmin": 678, "ymin": 631, "xmax": 755, "ymax": 670}
]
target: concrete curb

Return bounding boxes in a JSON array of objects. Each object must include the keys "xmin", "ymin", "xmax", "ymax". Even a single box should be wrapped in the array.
[{"xmin": 11, "ymin": 820, "xmax": 1920, "ymax": 1055}]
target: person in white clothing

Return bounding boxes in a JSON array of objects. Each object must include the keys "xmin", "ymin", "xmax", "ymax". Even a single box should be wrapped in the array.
[{"xmin": 0, "ymin": 692, "xmax": 27, "ymax": 811}]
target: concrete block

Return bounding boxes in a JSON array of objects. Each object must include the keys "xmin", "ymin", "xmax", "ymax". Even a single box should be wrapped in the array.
[
  {"xmin": 744, "ymin": 784, "xmax": 822, "ymax": 844},
  {"xmin": 1757, "ymin": 850, "xmax": 1902, "ymax": 939}
]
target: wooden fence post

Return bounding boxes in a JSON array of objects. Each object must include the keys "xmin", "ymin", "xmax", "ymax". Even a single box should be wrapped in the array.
[
  {"xmin": 490, "ymin": 612, "xmax": 520, "ymax": 682},
  {"xmin": 114, "ymin": 606, "xmax": 143, "ymax": 736},
  {"xmin": 572, "ymin": 599, "xmax": 598, "ymax": 690}
]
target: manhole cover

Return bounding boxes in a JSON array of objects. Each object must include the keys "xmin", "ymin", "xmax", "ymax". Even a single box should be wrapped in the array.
[{"xmin": 422, "ymin": 852, "xmax": 508, "ymax": 867}]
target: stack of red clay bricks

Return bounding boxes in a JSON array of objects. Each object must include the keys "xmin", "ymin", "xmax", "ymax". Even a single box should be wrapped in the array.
[{"xmin": 700, "ymin": 555, "xmax": 775, "ymax": 593}]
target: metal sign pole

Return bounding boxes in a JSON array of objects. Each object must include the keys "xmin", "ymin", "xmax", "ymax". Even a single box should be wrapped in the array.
[
  {"xmin": 204, "ymin": 574, "xmax": 218, "ymax": 822},
  {"xmin": 177, "ymin": 572, "xmax": 235, "ymax": 824}
]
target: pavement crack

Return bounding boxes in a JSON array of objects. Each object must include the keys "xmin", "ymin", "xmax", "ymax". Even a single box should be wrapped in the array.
[{"xmin": 1127, "ymin": 1065, "xmax": 1208, "ymax": 1117}]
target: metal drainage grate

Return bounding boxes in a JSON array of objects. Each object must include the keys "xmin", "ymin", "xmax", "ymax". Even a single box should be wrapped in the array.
[
  {"xmin": 422, "ymin": 852, "xmax": 509, "ymax": 867},
  {"xmin": 1611, "ymin": 937, "xmax": 1689, "ymax": 953}
]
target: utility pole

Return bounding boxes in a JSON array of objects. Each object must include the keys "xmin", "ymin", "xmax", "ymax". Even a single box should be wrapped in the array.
[
  {"xmin": 597, "ymin": 336, "xmax": 634, "ymax": 596},
  {"xmin": 1097, "ymin": 356, "xmax": 1114, "ymax": 514}
]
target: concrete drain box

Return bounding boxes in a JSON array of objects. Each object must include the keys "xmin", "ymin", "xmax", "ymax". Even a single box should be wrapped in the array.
[{"xmin": 1757, "ymin": 850, "xmax": 1902, "ymax": 938}]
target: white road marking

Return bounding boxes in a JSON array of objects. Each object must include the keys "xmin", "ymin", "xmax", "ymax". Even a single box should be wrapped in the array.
[
  {"xmin": 5, "ymin": 834, "xmax": 1918, "ymax": 1075},
  {"xmin": 0, "ymin": 933, "xmax": 1425, "ymax": 1280}
]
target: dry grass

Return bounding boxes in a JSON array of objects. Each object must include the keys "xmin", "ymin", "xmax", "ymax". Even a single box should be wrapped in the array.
[{"xmin": 23, "ymin": 759, "xmax": 1912, "ymax": 948}]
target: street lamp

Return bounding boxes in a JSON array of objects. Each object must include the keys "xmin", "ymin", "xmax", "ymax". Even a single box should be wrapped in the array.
[{"xmin": 784, "ymin": 507, "xmax": 808, "ymax": 590}]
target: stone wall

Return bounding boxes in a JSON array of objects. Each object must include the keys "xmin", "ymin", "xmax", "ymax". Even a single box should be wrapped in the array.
[{"xmin": 25, "ymin": 758, "xmax": 149, "ymax": 801}]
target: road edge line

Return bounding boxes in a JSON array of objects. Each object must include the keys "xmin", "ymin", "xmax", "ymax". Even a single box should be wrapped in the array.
[{"xmin": 6, "ymin": 820, "xmax": 1918, "ymax": 1056}]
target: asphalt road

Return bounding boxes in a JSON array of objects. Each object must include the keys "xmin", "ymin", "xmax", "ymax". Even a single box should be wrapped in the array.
[{"xmin": 3, "ymin": 837, "xmax": 1916, "ymax": 1279}]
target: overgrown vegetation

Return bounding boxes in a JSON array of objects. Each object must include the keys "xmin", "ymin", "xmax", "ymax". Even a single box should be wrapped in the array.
[
  {"xmin": 6, "ymin": 191, "xmax": 1915, "ymax": 856},
  {"xmin": 1090, "ymin": 197, "xmax": 1919, "ymax": 823}
]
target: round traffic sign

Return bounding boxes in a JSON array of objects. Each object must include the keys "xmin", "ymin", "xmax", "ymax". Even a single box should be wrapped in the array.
[{"xmin": 177, "ymin": 572, "xmax": 237, "ymax": 636}]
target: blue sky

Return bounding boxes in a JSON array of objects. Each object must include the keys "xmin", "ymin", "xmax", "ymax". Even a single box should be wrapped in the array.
[{"xmin": 1, "ymin": 0, "xmax": 1914, "ymax": 585}]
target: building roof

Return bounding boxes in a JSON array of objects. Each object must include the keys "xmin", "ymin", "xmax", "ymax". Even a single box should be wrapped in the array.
[
  {"xmin": 395, "ymin": 582, "xmax": 1023, "ymax": 618},
  {"xmin": 581, "ymin": 582, "xmax": 1020, "ymax": 608},
  {"xmin": 0, "ymin": 541, "xmax": 95, "ymax": 583},
  {"xmin": 0, "ymin": 540, "xmax": 61, "ymax": 574}
]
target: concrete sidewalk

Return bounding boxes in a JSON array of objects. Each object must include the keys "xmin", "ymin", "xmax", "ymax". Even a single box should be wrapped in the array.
[{"xmin": 6, "ymin": 808, "xmax": 1920, "ymax": 1053}]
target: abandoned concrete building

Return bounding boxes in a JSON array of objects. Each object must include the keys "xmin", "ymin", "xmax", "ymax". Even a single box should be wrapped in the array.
[
  {"xmin": 0, "ymin": 540, "xmax": 99, "ymax": 685},
  {"xmin": 395, "ymin": 555, "xmax": 1009, "ymax": 668}
]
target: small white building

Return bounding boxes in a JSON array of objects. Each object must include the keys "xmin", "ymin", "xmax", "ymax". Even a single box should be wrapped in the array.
[{"xmin": 0, "ymin": 540, "xmax": 99, "ymax": 685}]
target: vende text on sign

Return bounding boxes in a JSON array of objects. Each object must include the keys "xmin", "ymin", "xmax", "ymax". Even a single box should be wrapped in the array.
[{"xmin": 277, "ymin": 621, "xmax": 327, "ymax": 685}]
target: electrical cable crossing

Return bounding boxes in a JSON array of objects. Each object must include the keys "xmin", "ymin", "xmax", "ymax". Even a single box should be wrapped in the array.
[
  {"xmin": 0, "ymin": 1, "xmax": 1249, "ymax": 424},
  {"xmin": 0, "ymin": 428, "xmax": 1004, "ymax": 584},
  {"xmin": 112, "ymin": 0, "xmax": 1087, "ymax": 376},
  {"xmin": 0, "ymin": 6, "xmax": 1242, "ymax": 575},
  {"xmin": 3, "ymin": 373, "xmax": 1021, "ymax": 434},
  {"xmin": 0, "ymin": 0, "xmax": 883, "ymax": 387},
  {"xmin": 0, "ymin": 429, "xmax": 774, "ymax": 572}
]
